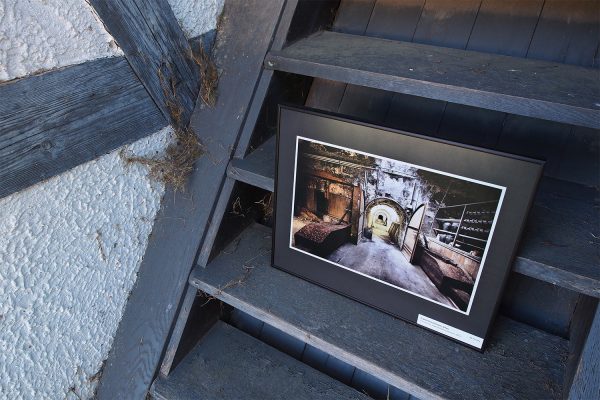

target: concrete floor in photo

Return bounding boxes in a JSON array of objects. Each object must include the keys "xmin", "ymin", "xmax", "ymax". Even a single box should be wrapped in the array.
[{"xmin": 328, "ymin": 225, "xmax": 455, "ymax": 308}]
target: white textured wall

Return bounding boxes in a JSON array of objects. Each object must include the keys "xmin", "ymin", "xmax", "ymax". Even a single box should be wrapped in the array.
[
  {"xmin": 168, "ymin": 0, "xmax": 224, "ymax": 38},
  {"xmin": 0, "ymin": 128, "xmax": 173, "ymax": 399},
  {"xmin": 0, "ymin": 0, "xmax": 122, "ymax": 81},
  {"xmin": 0, "ymin": 0, "xmax": 222, "ymax": 399}
]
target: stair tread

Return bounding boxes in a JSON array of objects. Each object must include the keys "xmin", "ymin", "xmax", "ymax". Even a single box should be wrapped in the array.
[
  {"xmin": 152, "ymin": 321, "xmax": 368, "ymax": 400},
  {"xmin": 227, "ymin": 138, "xmax": 600, "ymax": 297},
  {"xmin": 265, "ymin": 30, "xmax": 600, "ymax": 129},
  {"xmin": 190, "ymin": 223, "xmax": 569, "ymax": 400}
]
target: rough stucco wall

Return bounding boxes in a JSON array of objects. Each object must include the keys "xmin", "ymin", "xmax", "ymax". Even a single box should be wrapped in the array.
[
  {"xmin": 0, "ymin": 0, "xmax": 221, "ymax": 398},
  {"xmin": 0, "ymin": 0, "xmax": 122, "ymax": 81},
  {"xmin": 167, "ymin": 0, "xmax": 224, "ymax": 38},
  {"xmin": 0, "ymin": 127, "xmax": 173, "ymax": 399}
]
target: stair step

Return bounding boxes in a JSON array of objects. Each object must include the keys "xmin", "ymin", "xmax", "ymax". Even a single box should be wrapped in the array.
[
  {"xmin": 265, "ymin": 31, "xmax": 600, "ymax": 129},
  {"xmin": 151, "ymin": 321, "xmax": 368, "ymax": 400},
  {"xmin": 189, "ymin": 223, "xmax": 569, "ymax": 400},
  {"xmin": 225, "ymin": 137, "xmax": 599, "ymax": 298},
  {"xmin": 227, "ymin": 135, "xmax": 276, "ymax": 191}
]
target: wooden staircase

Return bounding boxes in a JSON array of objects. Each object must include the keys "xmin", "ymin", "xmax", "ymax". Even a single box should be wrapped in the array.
[{"xmin": 151, "ymin": 1, "xmax": 599, "ymax": 399}]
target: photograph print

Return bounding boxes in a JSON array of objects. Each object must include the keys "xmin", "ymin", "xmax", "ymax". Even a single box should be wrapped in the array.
[{"xmin": 289, "ymin": 137, "xmax": 505, "ymax": 314}]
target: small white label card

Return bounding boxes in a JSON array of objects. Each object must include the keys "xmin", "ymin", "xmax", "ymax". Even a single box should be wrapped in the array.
[{"xmin": 417, "ymin": 314, "xmax": 484, "ymax": 349}]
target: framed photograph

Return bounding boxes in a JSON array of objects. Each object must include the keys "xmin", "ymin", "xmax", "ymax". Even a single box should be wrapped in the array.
[{"xmin": 273, "ymin": 106, "xmax": 543, "ymax": 350}]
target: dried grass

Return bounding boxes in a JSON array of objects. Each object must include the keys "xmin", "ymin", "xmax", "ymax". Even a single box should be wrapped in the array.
[
  {"xmin": 122, "ymin": 44, "xmax": 219, "ymax": 191},
  {"xmin": 255, "ymin": 193, "xmax": 273, "ymax": 218},
  {"xmin": 189, "ymin": 45, "xmax": 219, "ymax": 107},
  {"xmin": 123, "ymin": 125, "xmax": 204, "ymax": 192}
]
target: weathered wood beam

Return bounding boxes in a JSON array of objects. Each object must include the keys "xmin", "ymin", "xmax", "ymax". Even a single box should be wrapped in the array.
[
  {"xmin": 94, "ymin": 1, "xmax": 287, "ymax": 398},
  {"xmin": 89, "ymin": 0, "xmax": 200, "ymax": 125},
  {"xmin": 568, "ymin": 301, "xmax": 600, "ymax": 399},
  {"xmin": 0, "ymin": 57, "xmax": 166, "ymax": 199}
]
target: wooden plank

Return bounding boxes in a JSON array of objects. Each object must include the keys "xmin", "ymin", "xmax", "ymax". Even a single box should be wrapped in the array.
[
  {"xmin": 89, "ymin": 0, "xmax": 199, "ymax": 125},
  {"xmin": 228, "ymin": 136, "xmax": 277, "ymax": 191},
  {"xmin": 412, "ymin": 0, "xmax": 481, "ymax": 48},
  {"xmin": 158, "ymin": 285, "xmax": 197, "ymax": 377},
  {"xmin": 190, "ymin": 223, "xmax": 568, "ymax": 400},
  {"xmin": 196, "ymin": 0, "xmax": 342, "ymax": 269},
  {"xmin": 466, "ymin": 0, "xmax": 544, "ymax": 57},
  {"xmin": 384, "ymin": 0, "xmax": 481, "ymax": 136},
  {"xmin": 555, "ymin": 126, "xmax": 600, "ymax": 187},
  {"xmin": 500, "ymin": 274, "xmax": 579, "ymax": 338},
  {"xmin": 564, "ymin": 295, "xmax": 598, "ymax": 397},
  {"xmin": 516, "ymin": 177, "xmax": 600, "ymax": 298},
  {"xmin": 527, "ymin": 0, "xmax": 600, "ymax": 67},
  {"xmin": 306, "ymin": 0, "xmax": 377, "ymax": 119},
  {"xmin": 225, "ymin": 139, "xmax": 600, "ymax": 297},
  {"xmin": 495, "ymin": 115, "xmax": 572, "ymax": 178},
  {"xmin": 568, "ymin": 305, "xmax": 600, "ymax": 399},
  {"xmin": 94, "ymin": 1, "xmax": 287, "ymax": 398},
  {"xmin": 338, "ymin": 0, "xmax": 426, "ymax": 129},
  {"xmin": 435, "ymin": 104, "xmax": 505, "ymax": 147},
  {"xmin": 365, "ymin": 0, "xmax": 425, "ymax": 41},
  {"xmin": 0, "ymin": 56, "xmax": 166, "ymax": 199},
  {"xmin": 332, "ymin": 0, "xmax": 376, "ymax": 34},
  {"xmin": 151, "ymin": 321, "xmax": 369, "ymax": 400},
  {"xmin": 266, "ymin": 31, "xmax": 600, "ymax": 129}
]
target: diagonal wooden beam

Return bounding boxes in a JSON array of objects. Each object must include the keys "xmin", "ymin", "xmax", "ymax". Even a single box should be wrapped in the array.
[
  {"xmin": 89, "ymin": 0, "xmax": 200, "ymax": 126},
  {"xmin": 94, "ymin": 1, "xmax": 287, "ymax": 398}
]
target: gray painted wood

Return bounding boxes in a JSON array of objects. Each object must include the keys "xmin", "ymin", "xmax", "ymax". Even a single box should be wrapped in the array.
[
  {"xmin": 89, "ymin": 0, "xmax": 199, "ymax": 125},
  {"xmin": 227, "ymin": 136, "xmax": 276, "ymax": 191},
  {"xmin": 412, "ymin": 0, "xmax": 481, "ymax": 49},
  {"xmin": 568, "ymin": 305, "xmax": 600, "ymax": 399},
  {"xmin": 195, "ymin": 0, "xmax": 341, "ymax": 268},
  {"xmin": 265, "ymin": 31, "xmax": 600, "ymax": 129},
  {"xmin": 528, "ymin": 0, "xmax": 600, "ymax": 68},
  {"xmin": 158, "ymin": 285, "xmax": 197, "ymax": 377},
  {"xmin": 466, "ymin": 0, "xmax": 544, "ymax": 57},
  {"xmin": 0, "ymin": 56, "xmax": 166, "ymax": 199},
  {"xmin": 222, "ymin": 135, "xmax": 600, "ymax": 297},
  {"xmin": 365, "ymin": 0, "xmax": 425, "ymax": 41},
  {"xmin": 565, "ymin": 295, "xmax": 598, "ymax": 397},
  {"xmin": 190, "ymin": 223, "xmax": 568, "ymax": 400},
  {"xmin": 151, "ymin": 321, "xmax": 369, "ymax": 400},
  {"xmin": 95, "ymin": 1, "xmax": 286, "ymax": 398}
]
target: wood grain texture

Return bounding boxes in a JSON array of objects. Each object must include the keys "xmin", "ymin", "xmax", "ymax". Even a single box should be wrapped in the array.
[
  {"xmin": 565, "ymin": 295, "xmax": 598, "ymax": 397},
  {"xmin": 190, "ymin": 223, "xmax": 568, "ymax": 400},
  {"xmin": 151, "ymin": 321, "xmax": 369, "ymax": 400},
  {"xmin": 224, "ymin": 136, "xmax": 600, "ymax": 297},
  {"xmin": 365, "ymin": 0, "xmax": 425, "ymax": 41},
  {"xmin": 528, "ymin": 0, "xmax": 600, "ymax": 67},
  {"xmin": 0, "ymin": 56, "xmax": 166, "ymax": 199},
  {"xmin": 196, "ymin": 0, "xmax": 341, "ymax": 268},
  {"xmin": 265, "ymin": 31, "xmax": 600, "ymax": 128},
  {"xmin": 95, "ymin": 1, "xmax": 286, "ymax": 398},
  {"xmin": 89, "ymin": 0, "xmax": 199, "ymax": 125},
  {"xmin": 568, "ymin": 305, "xmax": 600, "ymax": 399},
  {"xmin": 466, "ymin": 0, "xmax": 544, "ymax": 57},
  {"xmin": 227, "ymin": 136, "xmax": 276, "ymax": 191},
  {"xmin": 158, "ymin": 285, "xmax": 197, "ymax": 377},
  {"xmin": 412, "ymin": 0, "xmax": 481, "ymax": 49}
]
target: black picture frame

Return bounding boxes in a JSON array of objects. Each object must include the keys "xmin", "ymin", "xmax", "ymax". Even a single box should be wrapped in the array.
[{"xmin": 273, "ymin": 105, "xmax": 543, "ymax": 350}]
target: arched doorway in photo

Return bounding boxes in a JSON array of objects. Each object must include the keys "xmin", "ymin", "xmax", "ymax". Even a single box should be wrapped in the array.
[{"xmin": 363, "ymin": 198, "xmax": 406, "ymax": 245}]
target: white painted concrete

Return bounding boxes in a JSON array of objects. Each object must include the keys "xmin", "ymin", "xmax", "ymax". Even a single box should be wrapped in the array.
[
  {"xmin": 167, "ymin": 0, "xmax": 224, "ymax": 38},
  {"xmin": 0, "ymin": 0, "xmax": 122, "ymax": 81},
  {"xmin": 0, "ymin": 127, "xmax": 173, "ymax": 399}
]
